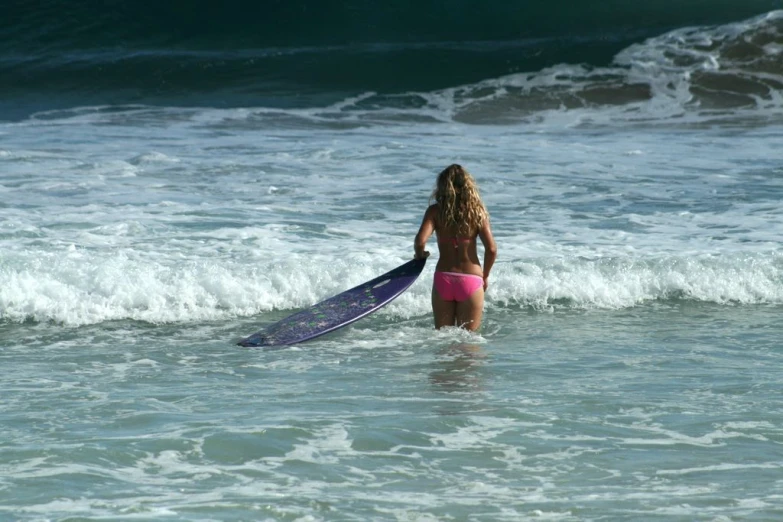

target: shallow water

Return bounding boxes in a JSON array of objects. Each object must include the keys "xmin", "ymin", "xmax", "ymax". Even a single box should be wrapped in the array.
[{"xmin": 3, "ymin": 302, "xmax": 782, "ymax": 520}]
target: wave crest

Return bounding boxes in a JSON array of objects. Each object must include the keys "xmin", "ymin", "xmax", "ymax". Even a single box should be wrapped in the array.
[{"xmin": 2, "ymin": 251, "xmax": 781, "ymax": 326}]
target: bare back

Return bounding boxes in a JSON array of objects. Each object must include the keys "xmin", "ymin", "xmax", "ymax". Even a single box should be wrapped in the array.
[{"xmin": 419, "ymin": 203, "xmax": 483, "ymax": 277}]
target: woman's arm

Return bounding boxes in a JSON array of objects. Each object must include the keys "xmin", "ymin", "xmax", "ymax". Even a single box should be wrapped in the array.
[
  {"xmin": 414, "ymin": 205, "xmax": 436, "ymax": 259},
  {"xmin": 478, "ymin": 217, "xmax": 497, "ymax": 290}
]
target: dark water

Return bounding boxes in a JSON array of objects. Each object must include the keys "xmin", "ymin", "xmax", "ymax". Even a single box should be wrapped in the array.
[{"xmin": 1, "ymin": 0, "xmax": 781, "ymax": 119}]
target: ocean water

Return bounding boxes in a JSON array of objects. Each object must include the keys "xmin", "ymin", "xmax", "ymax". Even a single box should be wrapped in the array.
[{"xmin": 2, "ymin": 3, "xmax": 783, "ymax": 521}]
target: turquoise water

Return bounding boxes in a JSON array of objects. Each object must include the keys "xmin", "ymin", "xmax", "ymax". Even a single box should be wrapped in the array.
[
  {"xmin": 3, "ymin": 305, "xmax": 782, "ymax": 520},
  {"xmin": 2, "ymin": 7, "xmax": 783, "ymax": 521}
]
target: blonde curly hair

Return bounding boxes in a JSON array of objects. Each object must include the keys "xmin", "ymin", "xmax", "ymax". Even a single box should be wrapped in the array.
[{"xmin": 430, "ymin": 164, "xmax": 488, "ymax": 236}]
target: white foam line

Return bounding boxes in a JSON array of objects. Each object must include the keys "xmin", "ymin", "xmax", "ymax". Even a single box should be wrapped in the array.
[{"xmin": 657, "ymin": 462, "xmax": 783, "ymax": 476}]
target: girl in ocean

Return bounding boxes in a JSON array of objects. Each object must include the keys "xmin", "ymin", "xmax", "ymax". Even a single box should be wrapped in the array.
[{"xmin": 414, "ymin": 164, "xmax": 497, "ymax": 331}]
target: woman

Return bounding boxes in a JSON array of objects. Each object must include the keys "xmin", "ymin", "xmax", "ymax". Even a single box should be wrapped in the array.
[{"xmin": 414, "ymin": 164, "xmax": 497, "ymax": 331}]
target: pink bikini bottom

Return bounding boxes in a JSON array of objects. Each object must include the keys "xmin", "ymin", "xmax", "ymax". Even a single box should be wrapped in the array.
[{"xmin": 433, "ymin": 272, "xmax": 483, "ymax": 302}]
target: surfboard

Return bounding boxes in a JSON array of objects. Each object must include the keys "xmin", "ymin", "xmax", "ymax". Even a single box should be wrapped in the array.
[{"xmin": 237, "ymin": 258, "xmax": 427, "ymax": 347}]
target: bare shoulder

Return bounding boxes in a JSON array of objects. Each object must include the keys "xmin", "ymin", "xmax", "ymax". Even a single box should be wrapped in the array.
[
  {"xmin": 482, "ymin": 212, "xmax": 492, "ymax": 229},
  {"xmin": 479, "ymin": 214, "xmax": 494, "ymax": 237}
]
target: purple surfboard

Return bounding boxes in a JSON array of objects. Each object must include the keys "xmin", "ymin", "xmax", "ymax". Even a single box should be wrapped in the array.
[{"xmin": 238, "ymin": 258, "xmax": 427, "ymax": 347}]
